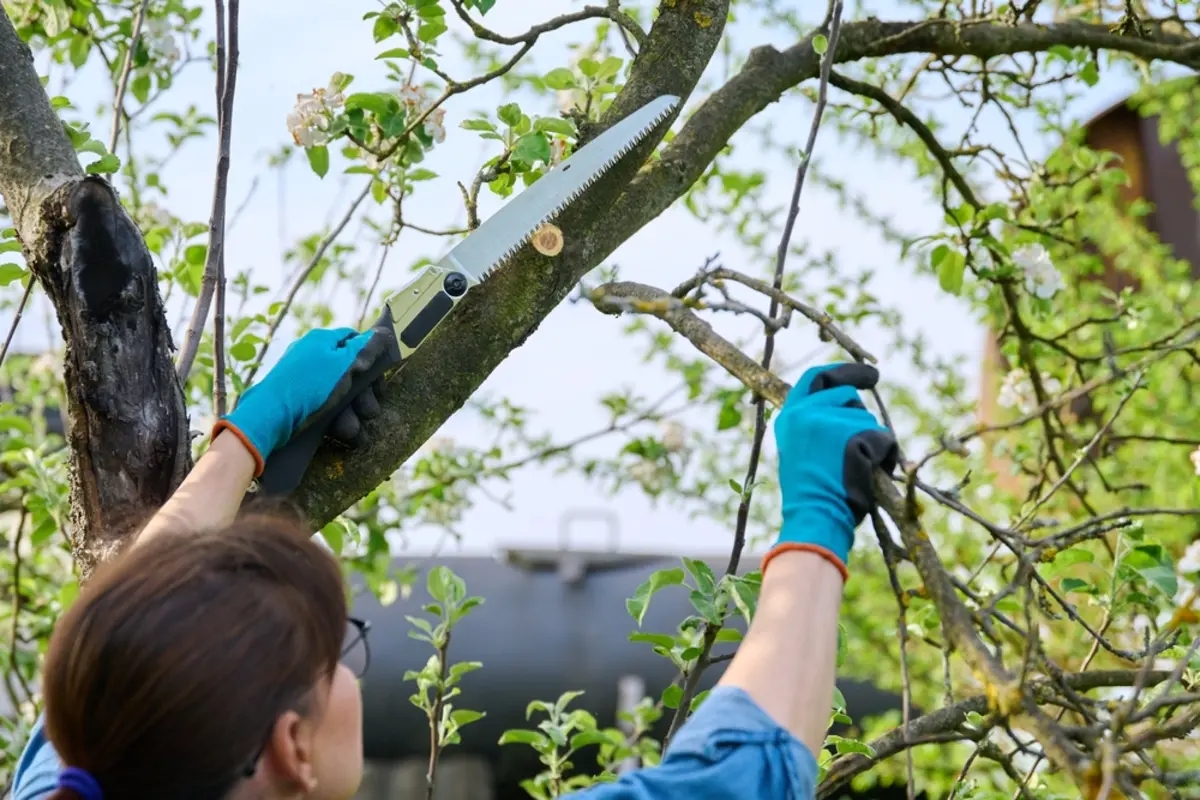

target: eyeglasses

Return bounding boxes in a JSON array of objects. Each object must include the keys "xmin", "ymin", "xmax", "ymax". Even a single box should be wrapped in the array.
[
  {"xmin": 342, "ymin": 616, "xmax": 372, "ymax": 678},
  {"xmin": 241, "ymin": 616, "xmax": 373, "ymax": 778}
]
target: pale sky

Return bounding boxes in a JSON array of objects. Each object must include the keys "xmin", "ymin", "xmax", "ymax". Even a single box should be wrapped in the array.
[{"xmin": 7, "ymin": 0, "xmax": 1143, "ymax": 557}]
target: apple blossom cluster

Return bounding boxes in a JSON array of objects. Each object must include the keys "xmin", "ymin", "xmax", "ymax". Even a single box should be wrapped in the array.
[
  {"xmin": 997, "ymin": 368, "xmax": 1062, "ymax": 414},
  {"xmin": 143, "ymin": 17, "xmax": 180, "ymax": 63},
  {"xmin": 1012, "ymin": 243, "xmax": 1064, "ymax": 299},
  {"xmin": 286, "ymin": 75, "xmax": 347, "ymax": 148},
  {"xmin": 396, "ymin": 84, "xmax": 447, "ymax": 143}
]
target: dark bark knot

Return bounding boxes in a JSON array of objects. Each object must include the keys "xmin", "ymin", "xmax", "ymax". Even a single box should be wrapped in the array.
[{"xmin": 62, "ymin": 177, "xmax": 148, "ymax": 323}]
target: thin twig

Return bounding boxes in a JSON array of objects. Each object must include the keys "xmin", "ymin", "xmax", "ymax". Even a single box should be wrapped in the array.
[
  {"xmin": 0, "ymin": 277, "xmax": 36, "ymax": 371},
  {"xmin": 177, "ymin": 0, "xmax": 240, "ymax": 383},
  {"xmin": 242, "ymin": 180, "xmax": 373, "ymax": 387},
  {"xmin": 108, "ymin": 0, "xmax": 151, "ymax": 154}
]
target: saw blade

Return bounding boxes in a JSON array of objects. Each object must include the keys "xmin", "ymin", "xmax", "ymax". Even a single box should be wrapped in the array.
[{"xmin": 438, "ymin": 94, "xmax": 679, "ymax": 284}]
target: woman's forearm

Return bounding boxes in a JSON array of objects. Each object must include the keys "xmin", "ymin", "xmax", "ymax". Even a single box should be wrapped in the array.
[
  {"xmin": 717, "ymin": 550, "xmax": 844, "ymax": 756},
  {"xmin": 134, "ymin": 432, "xmax": 256, "ymax": 547}
]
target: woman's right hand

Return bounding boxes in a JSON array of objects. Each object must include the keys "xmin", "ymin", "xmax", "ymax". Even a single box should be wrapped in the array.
[{"xmin": 213, "ymin": 326, "xmax": 396, "ymax": 475}]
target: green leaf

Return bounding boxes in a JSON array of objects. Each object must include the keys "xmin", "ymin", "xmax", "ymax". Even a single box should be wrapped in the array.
[
  {"xmin": 461, "ymin": 118, "xmax": 496, "ymax": 132},
  {"xmin": 320, "ymin": 522, "xmax": 344, "ymax": 555},
  {"xmin": 543, "ymin": 68, "xmax": 576, "ymax": 90},
  {"xmin": 499, "ymin": 729, "xmax": 551, "ymax": 748},
  {"xmin": 570, "ymin": 729, "xmax": 612, "ymax": 749},
  {"xmin": 418, "ymin": 20, "xmax": 447, "ymax": 42},
  {"xmin": 1080, "ymin": 61, "xmax": 1100, "ymax": 87},
  {"xmin": 86, "ymin": 153, "xmax": 121, "ymax": 174},
  {"xmin": 629, "ymin": 631, "xmax": 676, "ymax": 648},
  {"xmin": 730, "ymin": 578, "xmax": 757, "ymax": 623},
  {"xmin": 683, "ymin": 557, "xmax": 716, "ymax": 595},
  {"xmin": 0, "ymin": 263, "xmax": 27, "ymax": 287},
  {"xmin": 661, "ymin": 685, "xmax": 683, "ymax": 709},
  {"xmin": 306, "ymin": 146, "xmax": 330, "ymax": 178},
  {"xmin": 229, "ymin": 340, "xmax": 256, "ymax": 361},
  {"xmin": 371, "ymin": 179, "xmax": 388, "ymax": 204},
  {"xmin": 407, "ymin": 168, "xmax": 438, "ymax": 182},
  {"xmin": 934, "ymin": 246, "xmax": 966, "ymax": 295},
  {"xmin": 728, "ymin": 478, "xmax": 743, "ymax": 495},
  {"xmin": 376, "ymin": 47, "xmax": 409, "ymax": 60},
  {"xmin": 827, "ymin": 735, "xmax": 876, "ymax": 756},
  {"xmin": 1060, "ymin": 578, "xmax": 1093, "ymax": 594},
  {"xmin": 513, "ymin": 132, "xmax": 551, "ymax": 165},
  {"xmin": 1122, "ymin": 545, "xmax": 1177, "ymax": 597},
  {"xmin": 346, "ymin": 92, "xmax": 399, "ymax": 116},
  {"xmin": 717, "ymin": 402, "xmax": 741, "ymax": 431},
  {"xmin": 69, "ymin": 35, "xmax": 91, "ymax": 67},
  {"xmin": 185, "ymin": 244, "xmax": 207, "ymax": 265},
  {"xmin": 812, "ymin": 34, "xmax": 828, "ymax": 55},
  {"xmin": 533, "ymin": 117, "xmax": 575, "ymax": 137},
  {"xmin": 373, "ymin": 14, "xmax": 397, "ymax": 41},
  {"xmin": 626, "ymin": 567, "xmax": 685, "ymax": 625},
  {"xmin": 498, "ymin": 102, "xmax": 523, "ymax": 127},
  {"xmin": 450, "ymin": 709, "xmax": 485, "ymax": 726},
  {"xmin": 593, "ymin": 56, "xmax": 623, "ymax": 82},
  {"xmin": 131, "ymin": 72, "xmax": 151, "ymax": 104}
]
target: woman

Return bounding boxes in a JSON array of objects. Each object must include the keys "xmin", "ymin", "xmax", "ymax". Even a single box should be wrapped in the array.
[{"xmin": 12, "ymin": 325, "xmax": 895, "ymax": 799}]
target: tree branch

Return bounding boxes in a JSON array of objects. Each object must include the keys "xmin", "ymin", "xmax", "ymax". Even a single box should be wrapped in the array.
[
  {"xmin": 590, "ymin": 279, "xmax": 1095, "ymax": 789},
  {"xmin": 177, "ymin": 0, "xmax": 240, "ymax": 382},
  {"xmin": 0, "ymin": 10, "xmax": 191, "ymax": 573},
  {"xmin": 0, "ymin": 9, "xmax": 84, "ymax": 237},
  {"xmin": 291, "ymin": 0, "xmax": 730, "ymax": 523}
]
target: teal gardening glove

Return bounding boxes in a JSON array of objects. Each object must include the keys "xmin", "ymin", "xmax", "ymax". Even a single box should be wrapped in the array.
[
  {"xmin": 213, "ymin": 327, "xmax": 397, "ymax": 477},
  {"xmin": 763, "ymin": 363, "xmax": 900, "ymax": 581}
]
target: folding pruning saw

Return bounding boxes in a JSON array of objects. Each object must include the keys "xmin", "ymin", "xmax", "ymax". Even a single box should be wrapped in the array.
[{"xmin": 258, "ymin": 94, "xmax": 680, "ymax": 495}]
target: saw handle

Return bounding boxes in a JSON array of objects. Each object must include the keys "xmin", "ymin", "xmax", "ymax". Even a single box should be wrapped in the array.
[{"xmin": 257, "ymin": 305, "xmax": 403, "ymax": 497}]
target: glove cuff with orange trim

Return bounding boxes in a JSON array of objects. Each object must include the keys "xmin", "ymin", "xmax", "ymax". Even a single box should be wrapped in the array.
[
  {"xmin": 211, "ymin": 419, "xmax": 267, "ymax": 476},
  {"xmin": 210, "ymin": 327, "xmax": 389, "ymax": 479},
  {"xmin": 765, "ymin": 363, "xmax": 899, "ymax": 582}
]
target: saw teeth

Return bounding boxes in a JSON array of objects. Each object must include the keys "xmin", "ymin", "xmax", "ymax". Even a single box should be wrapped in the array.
[{"xmin": 477, "ymin": 98, "xmax": 678, "ymax": 276}]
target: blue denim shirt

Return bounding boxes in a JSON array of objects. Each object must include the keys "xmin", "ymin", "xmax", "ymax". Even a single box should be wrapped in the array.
[{"xmin": 12, "ymin": 686, "xmax": 816, "ymax": 799}]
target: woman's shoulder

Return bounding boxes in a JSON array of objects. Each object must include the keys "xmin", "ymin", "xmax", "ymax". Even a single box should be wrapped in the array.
[{"xmin": 11, "ymin": 715, "xmax": 62, "ymax": 800}]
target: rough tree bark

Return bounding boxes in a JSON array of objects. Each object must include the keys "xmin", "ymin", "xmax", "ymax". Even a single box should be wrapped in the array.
[
  {"xmin": 0, "ymin": 13, "xmax": 191, "ymax": 573},
  {"xmin": 2, "ymin": 3, "xmax": 1200, "ymax": 563}
]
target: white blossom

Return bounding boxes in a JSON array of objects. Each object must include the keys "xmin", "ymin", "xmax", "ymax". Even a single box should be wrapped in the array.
[
  {"xmin": 394, "ymin": 84, "xmax": 447, "ymax": 144},
  {"xmin": 660, "ymin": 421, "xmax": 686, "ymax": 453},
  {"xmin": 144, "ymin": 17, "xmax": 180, "ymax": 63},
  {"xmin": 997, "ymin": 369, "xmax": 1061, "ymax": 414},
  {"xmin": 286, "ymin": 75, "xmax": 346, "ymax": 148},
  {"xmin": 1190, "ymin": 446, "xmax": 1200, "ymax": 477},
  {"xmin": 424, "ymin": 107, "xmax": 447, "ymax": 144},
  {"xmin": 630, "ymin": 459, "xmax": 665, "ymax": 492},
  {"xmin": 1013, "ymin": 244, "xmax": 1064, "ymax": 300},
  {"xmin": 1179, "ymin": 540, "xmax": 1200, "ymax": 575}
]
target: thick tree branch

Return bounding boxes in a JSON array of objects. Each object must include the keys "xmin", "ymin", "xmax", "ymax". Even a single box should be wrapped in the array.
[
  {"xmin": 292, "ymin": 0, "xmax": 730, "ymax": 523},
  {"xmin": 0, "ymin": 9, "xmax": 83, "ymax": 237},
  {"xmin": 0, "ymin": 10, "xmax": 191, "ymax": 573},
  {"xmin": 819, "ymin": 670, "xmax": 1172, "ymax": 797}
]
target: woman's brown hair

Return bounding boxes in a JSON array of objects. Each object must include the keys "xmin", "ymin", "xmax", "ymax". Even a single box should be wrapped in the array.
[{"xmin": 41, "ymin": 515, "xmax": 347, "ymax": 799}]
